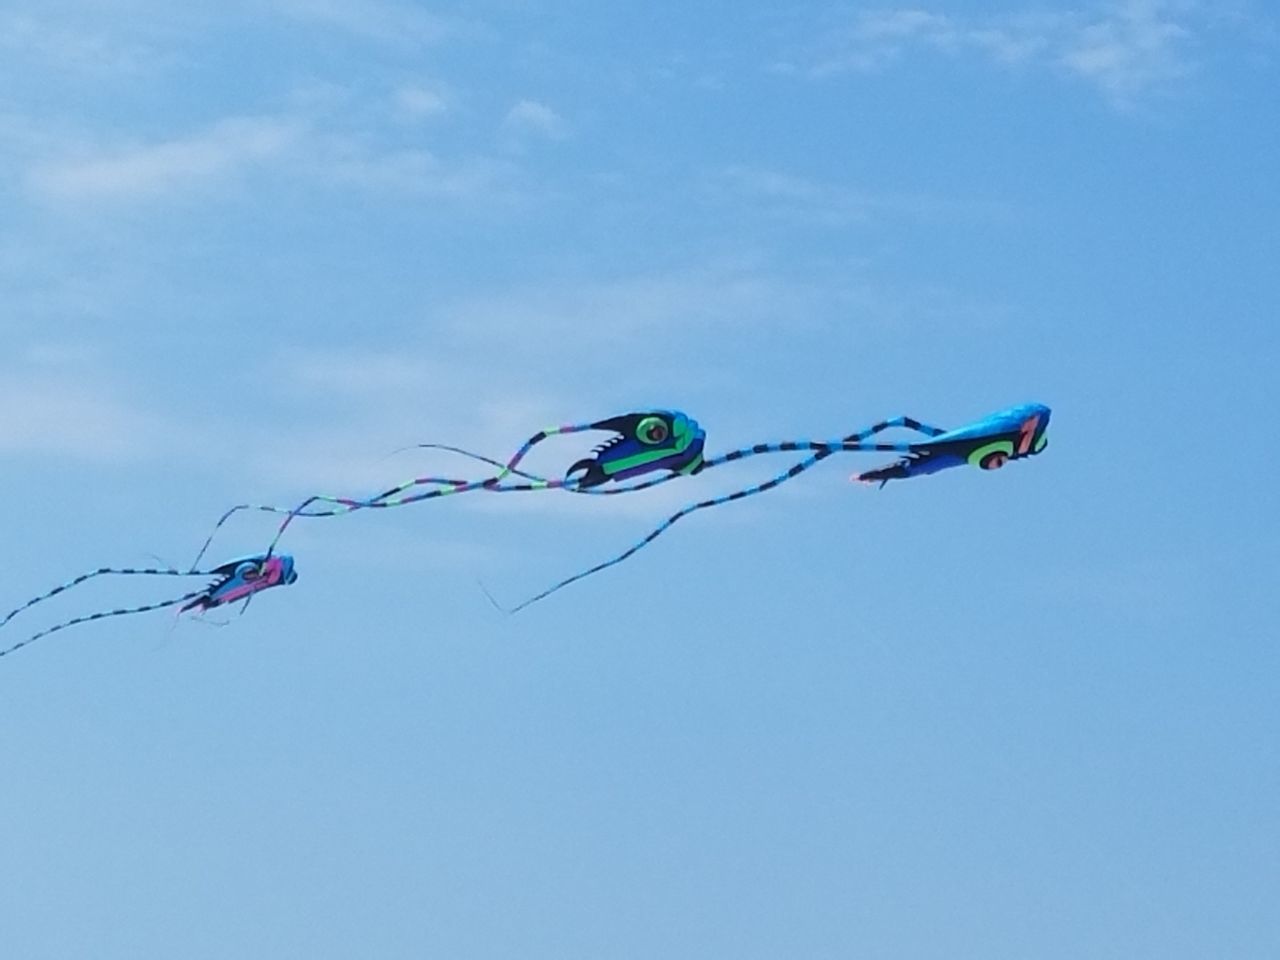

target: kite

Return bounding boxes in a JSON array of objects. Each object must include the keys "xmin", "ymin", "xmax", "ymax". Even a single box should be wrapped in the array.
[
  {"xmin": 178, "ymin": 402, "xmax": 1047, "ymax": 617},
  {"xmin": 852, "ymin": 403, "xmax": 1050, "ymax": 484},
  {"xmin": 0, "ymin": 553, "xmax": 298, "ymax": 660},
  {"xmin": 190, "ymin": 410, "xmax": 707, "ymax": 566},
  {"xmin": 496, "ymin": 403, "xmax": 1051, "ymax": 612}
]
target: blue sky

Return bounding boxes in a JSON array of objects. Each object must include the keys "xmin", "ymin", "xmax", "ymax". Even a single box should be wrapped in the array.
[{"xmin": 1, "ymin": 1, "xmax": 1276, "ymax": 957}]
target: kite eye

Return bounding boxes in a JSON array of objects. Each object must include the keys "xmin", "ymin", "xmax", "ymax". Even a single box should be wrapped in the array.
[
  {"xmin": 967, "ymin": 440, "xmax": 1015, "ymax": 471},
  {"xmin": 235, "ymin": 561, "xmax": 261, "ymax": 581},
  {"xmin": 636, "ymin": 416, "xmax": 669, "ymax": 446}
]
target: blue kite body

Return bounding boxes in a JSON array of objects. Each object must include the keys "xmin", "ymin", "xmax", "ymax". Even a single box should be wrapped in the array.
[{"xmin": 853, "ymin": 402, "xmax": 1051, "ymax": 484}]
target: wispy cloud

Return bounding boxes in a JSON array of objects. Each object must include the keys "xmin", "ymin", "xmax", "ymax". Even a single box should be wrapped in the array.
[
  {"xmin": 0, "ymin": 10, "xmax": 157, "ymax": 75},
  {"xmin": 300, "ymin": 137, "xmax": 516, "ymax": 201},
  {"xmin": 1059, "ymin": 0, "xmax": 1196, "ymax": 103},
  {"xmin": 271, "ymin": 0, "xmax": 459, "ymax": 48},
  {"xmin": 502, "ymin": 99, "xmax": 569, "ymax": 141},
  {"xmin": 726, "ymin": 166, "xmax": 869, "ymax": 226},
  {"xmin": 444, "ymin": 263, "xmax": 827, "ymax": 349},
  {"xmin": 1, "ymin": 5, "xmax": 529, "ymax": 208},
  {"xmin": 779, "ymin": 1, "xmax": 1213, "ymax": 107},
  {"xmin": 285, "ymin": 350, "xmax": 443, "ymax": 400},
  {"xmin": 394, "ymin": 85, "xmax": 451, "ymax": 120},
  {"xmin": 715, "ymin": 165, "xmax": 1005, "ymax": 227},
  {"xmin": 29, "ymin": 116, "xmax": 300, "ymax": 201},
  {"xmin": 233, "ymin": 346, "xmax": 569, "ymax": 492},
  {"xmin": 777, "ymin": 7, "xmax": 1059, "ymax": 78},
  {"xmin": 0, "ymin": 370, "xmax": 169, "ymax": 463},
  {"xmin": 23, "ymin": 104, "xmax": 517, "ymax": 205}
]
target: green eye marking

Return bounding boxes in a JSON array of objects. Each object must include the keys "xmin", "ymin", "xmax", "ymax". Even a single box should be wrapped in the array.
[
  {"xmin": 635, "ymin": 416, "xmax": 669, "ymax": 446},
  {"xmin": 1034, "ymin": 432, "xmax": 1048, "ymax": 453},
  {"xmin": 968, "ymin": 440, "xmax": 1014, "ymax": 470}
]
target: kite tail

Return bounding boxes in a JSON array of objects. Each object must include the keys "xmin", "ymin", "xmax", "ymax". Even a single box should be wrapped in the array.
[
  {"xmin": 497, "ymin": 449, "xmax": 837, "ymax": 613},
  {"xmin": 491, "ymin": 417, "xmax": 953, "ymax": 612},
  {"xmin": 0, "ymin": 566, "xmax": 226, "ymax": 632},
  {"xmin": 0, "ymin": 589, "xmax": 211, "ymax": 660}
]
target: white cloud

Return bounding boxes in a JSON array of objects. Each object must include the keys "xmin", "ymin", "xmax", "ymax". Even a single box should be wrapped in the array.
[
  {"xmin": 272, "ymin": 0, "xmax": 456, "ymax": 48},
  {"xmin": 29, "ymin": 116, "xmax": 300, "ymax": 201},
  {"xmin": 23, "ymin": 103, "xmax": 516, "ymax": 205},
  {"xmin": 286, "ymin": 351, "xmax": 440, "ymax": 399},
  {"xmin": 21, "ymin": 341, "xmax": 104, "ymax": 368},
  {"xmin": 395, "ymin": 85, "xmax": 450, "ymax": 120},
  {"xmin": 715, "ymin": 165, "xmax": 1009, "ymax": 228},
  {"xmin": 0, "ymin": 10, "xmax": 154, "ymax": 74},
  {"xmin": 299, "ymin": 136, "xmax": 514, "ymax": 200},
  {"xmin": 719, "ymin": 166, "xmax": 873, "ymax": 226},
  {"xmin": 445, "ymin": 266, "xmax": 816, "ymax": 348},
  {"xmin": 238, "ymin": 346, "xmax": 571, "ymax": 492},
  {"xmin": 786, "ymin": 8, "xmax": 1018, "ymax": 76},
  {"xmin": 1059, "ymin": 0, "xmax": 1194, "ymax": 104},
  {"xmin": 0, "ymin": 374, "xmax": 168, "ymax": 462},
  {"xmin": 502, "ymin": 99, "xmax": 569, "ymax": 140},
  {"xmin": 784, "ymin": 1, "xmax": 1207, "ymax": 107}
]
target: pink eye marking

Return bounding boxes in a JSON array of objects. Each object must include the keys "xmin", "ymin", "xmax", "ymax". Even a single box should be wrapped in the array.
[{"xmin": 1017, "ymin": 415, "xmax": 1041, "ymax": 455}]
